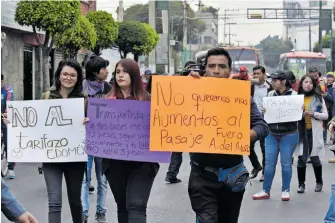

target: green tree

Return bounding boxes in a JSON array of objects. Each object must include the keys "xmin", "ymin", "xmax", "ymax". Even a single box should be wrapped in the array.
[
  {"xmin": 255, "ymin": 35, "xmax": 293, "ymax": 68},
  {"xmin": 86, "ymin": 11, "xmax": 118, "ymax": 55},
  {"xmin": 55, "ymin": 16, "xmax": 97, "ymax": 60},
  {"xmin": 117, "ymin": 20, "xmax": 148, "ymax": 62},
  {"xmin": 142, "ymin": 23, "xmax": 160, "ymax": 55},
  {"xmin": 201, "ymin": 6, "xmax": 219, "ymax": 17},
  {"xmin": 313, "ymin": 34, "xmax": 335, "ymax": 51},
  {"xmin": 313, "ymin": 33, "xmax": 335, "ymax": 70},
  {"xmin": 15, "ymin": 0, "xmax": 81, "ymax": 91},
  {"xmin": 123, "ymin": 2, "xmax": 206, "ymax": 43}
]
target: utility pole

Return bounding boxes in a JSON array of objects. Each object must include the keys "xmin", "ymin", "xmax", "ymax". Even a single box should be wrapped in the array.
[
  {"xmin": 183, "ymin": 0, "xmax": 188, "ymax": 65},
  {"xmin": 236, "ymin": 40, "xmax": 243, "ymax": 47},
  {"xmin": 148, "ymin": 0, "xmax": 156, "ymax": 72},
  {"xmin": 318, "ymin": 0, "xmax": 323, "ymax": 52},
  {"xmin": 117, "ymin": 0, "xmax": 124, "ymax": 22},
  {"xmin": 223, "ymin": 9, "xmax": 239, "ymax": 44},
  {"xmin": 226, "ymin": 22, "xmax": 236, "ymax": 46},
  {"xmin": 309, "ymin": 23, "xmax": 312, "ymax": 52},
  {"xmin": 195, "ymin": 0, "xmax": 204, "ymax": 12}
]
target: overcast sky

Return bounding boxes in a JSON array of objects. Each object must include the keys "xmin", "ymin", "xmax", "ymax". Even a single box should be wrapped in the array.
[{"xmin": 97, "ymin": 0, "xmax": 285, "ymax": 46}]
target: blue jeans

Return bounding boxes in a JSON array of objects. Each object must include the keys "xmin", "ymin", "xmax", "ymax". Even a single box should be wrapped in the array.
[
  {"xmin": 325, "ymin": 179, "xmax": 335, "ymax": 223},
  {"xmin": 81, "ymin": 155, "xmax": 108, "ymax": 217},
  {"xmin": 263, "ymin": 132, "xmax": 299, "ymax": 193}
]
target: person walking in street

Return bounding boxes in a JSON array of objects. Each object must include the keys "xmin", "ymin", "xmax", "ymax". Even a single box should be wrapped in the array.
[
  {"xmin": 1, "ymin": 74, "xmax": 16, "ymax": 179},
  {"xmin": 164, "ymin": 61, "xmax": 200, "ymax": 184},
  {"xmin": 188, "ymin": 48, "xmax": 269, "ymax": 223},
  {"xmin": 3, "ymin": 60, "xmax": 88, "ymax": 223},
  {"xmin": 324, "ymin": 178, "xmax": 335, "ymax": 222},
  {"xmin": 103, "ymin": 58, "xmax": 159, "ymax": 223},
  {"xmin": 253, "ymin": 71, "xmax": 299, "ymax": 201},
  {"xmin": 296, "ymin": 74, "xmax": 328, "ymax": 194},
  {"xmin": 249, "ymin": 65, "xmax": 273, "ymax": 181},
  {"xmin": 324, "ymin": 72, "xmax": 334, "ymax": 144},
  {"xmin": 81, "ymin": 55, "xmax": 111, "ymax": 223},
  {"xmin": 36, "ymin": 60, "xmax": 87, "ymax": 223},
  {"xmin": 1, "ymin": 178, "xmax": 38, "ymax": 223}
]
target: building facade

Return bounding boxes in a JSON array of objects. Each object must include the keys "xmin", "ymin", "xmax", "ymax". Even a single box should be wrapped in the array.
[
  {"xmin": 188, "ymin": 11, "xmax": 219, "ymax": 58},
  {"xmin": 1, "ymin": 1, "xmax": 96, "ymax": 100},
  {"xmin": 283, "ymin": 0, "xmax": 334, "ymax": 51}
]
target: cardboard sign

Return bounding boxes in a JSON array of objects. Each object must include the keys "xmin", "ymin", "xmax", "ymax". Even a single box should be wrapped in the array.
[
  {"xmin": 7, "ymin": 99, "xmax": 87, "ymax": 162},
  {"xmin": 150, "ymin": 76, "xmax": 251, "ymax": 155},
  {"xmin": 86, "ymin": 98, "xmax": 171, "ymax": 163},
  {"xmin": 263, "ymin": 95, "xmax": 304, "ymax": 124}
]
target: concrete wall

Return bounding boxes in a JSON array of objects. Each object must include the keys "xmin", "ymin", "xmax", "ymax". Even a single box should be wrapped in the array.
[{"xmin": 1, "ymin": 31, "xmax": 24, "ymax": 100}]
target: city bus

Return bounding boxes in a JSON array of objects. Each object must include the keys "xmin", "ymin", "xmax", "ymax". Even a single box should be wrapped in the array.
[
  {"xmin": 279, "ymin": 51, "xmax": 327, "ymax": 79},
  {"xmin": 195, "ymin": 46, "xmax": 262, "ymax": 77}
]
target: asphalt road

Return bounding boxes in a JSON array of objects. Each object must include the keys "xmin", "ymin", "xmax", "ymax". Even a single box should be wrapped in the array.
[{"xmin": 2, "ymin": 142, "xmax": 334, "ymax": 223}]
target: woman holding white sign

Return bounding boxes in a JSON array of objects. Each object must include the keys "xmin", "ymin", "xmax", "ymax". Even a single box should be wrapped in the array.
[
  {"xmin": 296, "ymin": 74, "xmax": 328, "ymax": 194},
  {"xmin": 253, "ymin": 71, "xmax": 299, "ymax": 202},
  {"xmin": 41, "ymin": 60, "xmax": 87, "ymax": 223},
  {"xmin": 103, "ymin": 58, "xmax": 159, "ymax": 223}
]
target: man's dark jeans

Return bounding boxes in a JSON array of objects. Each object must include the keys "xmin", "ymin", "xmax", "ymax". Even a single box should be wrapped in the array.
[
  {"xmin": 248, "ymin": 139, "xmax": 265, "ymax": 173},
  {"xmin": 166, "ymin": 152, "xmax": 183, "ymax": 178},
  {"xmin": 1, "ymin": 122, "xmax": 15, "ymax": 170},
  {"xmin": 104, "ymin": 160, "xmax": 159, "ymax": 223},
  {"xmin": 188, "ymin": 164, "xmax": 245, "ymax": 223}
]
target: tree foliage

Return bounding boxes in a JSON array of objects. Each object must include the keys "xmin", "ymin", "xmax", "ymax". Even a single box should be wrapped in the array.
[
  {"xmin": 255, "ymin": 35, "xmax": 293, "ymax": 68},
  {"xmin": 313, "ymin": 33, "xmax": 335, "ymax": 71},
  {"xmin": 313, "ymin": 33, "xmax": 335, "ymax": 51},
  {"xmin": 201, "ymin": 6, "xmax": 219, "ymax": 17},
  {"xmin": 117, "ymin": 20, "xmax": 149, "ymax": 62},
  {"xmin": 55, "ymin": 15, "xmax": 97, "ymax": 60},
  {"xmin": 142, "ymin": 23, "xmax": 160, "ymax": 55},
  {"xmin": 123, "ymin": 2, "xmax": 206, "ymax": 42},
  {"xmin": 86, "ymin": 10, "xmax": 118, "ymax": 55},
  {"xmin": 15, "ymin": 0, "xmax": 81, "ymax": 91},
  {"xmin": 15, "ymin": 0, "xmax": 80, "ymax": 35}
]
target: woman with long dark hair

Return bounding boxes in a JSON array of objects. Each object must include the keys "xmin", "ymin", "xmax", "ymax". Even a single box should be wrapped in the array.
[
  {"xmin": 11, "ymin": 59, "xmax": 89, "ymax": 223},
  {"xmin": 103, "ymin": 58, "xmax": 159, "ymax": 223},
  {"xmin": 296, "ymin": 74, "xmax": 328, "ymax": 194},
  {"xmin": 43, "ymin": 60, "xmax": 88, "ymax": 223}
]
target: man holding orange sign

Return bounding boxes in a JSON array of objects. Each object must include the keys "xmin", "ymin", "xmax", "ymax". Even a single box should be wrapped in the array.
[{"xmin": 150, "ymin": 48, "xmax": 268, "ymax": 223}]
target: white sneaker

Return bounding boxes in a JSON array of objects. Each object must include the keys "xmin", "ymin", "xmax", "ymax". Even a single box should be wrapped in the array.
[
  {"xmin": 252, "ymin": 190, "xmax": 270, "ymax": 200},
  {"xmin": 7, "ymin": 170, "xmax": 15, "ymax": 180},
  {"xmin": 281, "ymin": 190, "xmax": 290, "ymax": 201}
]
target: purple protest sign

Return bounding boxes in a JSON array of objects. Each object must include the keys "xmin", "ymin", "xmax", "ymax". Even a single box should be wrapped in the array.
[{"xmin": 86, "ymin": 98, "xmax": 171, "ymax": 163}]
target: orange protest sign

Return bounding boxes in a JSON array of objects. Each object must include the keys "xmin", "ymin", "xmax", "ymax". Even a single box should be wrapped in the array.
[{"xmin": 149, "ymin": 76, "xmax": 251, "ymax": 155}]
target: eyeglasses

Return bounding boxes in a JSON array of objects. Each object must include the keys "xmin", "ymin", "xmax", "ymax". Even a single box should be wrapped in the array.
[{"xmin": 61, "ymin": 72, "xmax": 77, "ymax": 79}]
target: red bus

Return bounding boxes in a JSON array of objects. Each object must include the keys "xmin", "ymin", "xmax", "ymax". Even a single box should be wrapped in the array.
[{"xmin": 279, "ymin": 51, "xmax": 327, "ymax": 79}]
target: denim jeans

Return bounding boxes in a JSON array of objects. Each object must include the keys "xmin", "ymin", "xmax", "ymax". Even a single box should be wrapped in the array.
[
  {"xmin": 43, "ymin": 162, "xmax": 85, "ymax": 223},
  {"xmin": 263, "ymin": 132, "xmax": 299, "ymax": 193},
  {"xmin": 325, "ymin": 179, "xmax": 335, "ymax": 223},
  {"xmin": 81, "ymin": 155, "xmax": 108, "ymax": 217},
  {"xmin": 104, "ymin": 159, "xmax": 159, "ymax": 223}
]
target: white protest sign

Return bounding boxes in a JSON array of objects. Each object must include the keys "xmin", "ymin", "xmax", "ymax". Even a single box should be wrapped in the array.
[
  {"xmin": 7, "ymin": 99, "xmax": 87, "ymax": 162},
  {"xmin": 263, "ymin": 95, "xmax": 304, "ymax": 124}
]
